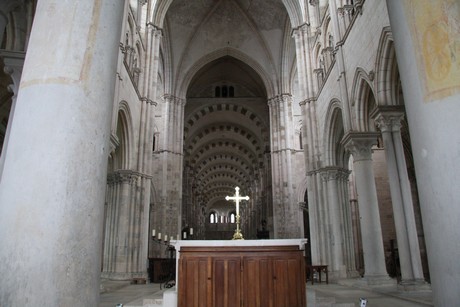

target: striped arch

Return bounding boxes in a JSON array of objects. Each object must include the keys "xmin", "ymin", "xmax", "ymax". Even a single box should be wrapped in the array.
[
  {"xmin": 183, "ymin": 102, "xmax": 270, "ymax": 145},
  {"xmin": 350, "ymin": 67, "xmax": 378, "ymax": 132}
]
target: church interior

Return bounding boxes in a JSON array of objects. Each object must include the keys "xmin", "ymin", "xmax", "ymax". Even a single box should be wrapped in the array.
[{"xmin": 1, "ymin": 0, "xmax": 459, "ymax": 306}]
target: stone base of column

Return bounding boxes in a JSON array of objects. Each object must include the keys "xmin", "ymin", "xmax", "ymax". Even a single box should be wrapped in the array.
[
  {"xmin": 328, "ymin": 269, "xmax": 347, "ymax": 283},
  {"xmin": 398, "ymin": 279, "xmax": 431, "ymax": 291},
  {"xmin": 347, "ymin": 270, "xmax": 361, "ymax": 278},
  {"xmin": 356, "ymin": 274, "xmax": 396, "ymax": 287}
]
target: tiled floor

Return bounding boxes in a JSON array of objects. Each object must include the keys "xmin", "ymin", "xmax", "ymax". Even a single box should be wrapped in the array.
[{"xmin": 99, "ymin": 279, "xmax": 433, "ymax": 307}]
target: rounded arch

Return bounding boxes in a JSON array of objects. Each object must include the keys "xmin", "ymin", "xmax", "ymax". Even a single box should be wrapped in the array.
[
  {"xmin": 177, "ymin": 48, "xmax": 275, "ymax": 99},
  {"xmin": 351, "ymin": 67, "xmax": 378, "ymax": 132}
]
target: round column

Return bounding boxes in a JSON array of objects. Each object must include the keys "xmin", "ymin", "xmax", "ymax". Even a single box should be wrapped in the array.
[
  {"xmin": 374, "ymin": 107, "xmax": 425, "ymax": 287},
  {"xmin": 386, "ymin": 2, "xmax": 460, "ymax": 304},
  {"xmin": 0, "ymin": 1, "xmax": 124, "ymax": 306},
  {"xmin": 343, "ymin": 132, "xmax": 393, "ymax": 285}
]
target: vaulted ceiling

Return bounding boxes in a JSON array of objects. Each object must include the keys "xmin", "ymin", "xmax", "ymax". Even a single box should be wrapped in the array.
[{"xmin": 164, "ymin": 0, "xmax": 293, "ymax": 216}]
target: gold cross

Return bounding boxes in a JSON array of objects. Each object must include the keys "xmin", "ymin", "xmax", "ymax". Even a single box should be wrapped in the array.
[
  {"xmin": 225, "ymin": 186, "xmax": 249, "ymax": 217},
  {"xmin": 225, "ymin": 187, "xmax": 249, "ymax": 240}
]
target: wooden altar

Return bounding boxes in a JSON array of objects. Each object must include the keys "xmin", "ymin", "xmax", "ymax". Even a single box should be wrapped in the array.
[{"xmin": 172, "ymin": 239, "xmax": 307, "ymax": 307}]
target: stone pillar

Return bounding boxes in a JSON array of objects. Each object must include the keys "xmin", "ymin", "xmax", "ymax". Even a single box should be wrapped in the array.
[
  {"xmin": 343, "ymin": 132, "xmax": 393, "ymax": 285},
  {"xmin": 268, "ymin": 94, "xmax": 300, "ymax": 238},
  {"xmin": 0, "ymin": 1, "xmax": 124, "ymax": 306},
  {"xmin": 321, "ymin": 167, "xmax": 347, "ymax": 280},
  {"xmin": 386, "ymin": 2, "xmax": 460, "ymax": 304},
  {"xmin": 159, "ymin": 95, "xmax": 184, "ymax": 241},
  {"xmin": 373, "ymin": 106, "xmax": 427, "ymax": 288}
]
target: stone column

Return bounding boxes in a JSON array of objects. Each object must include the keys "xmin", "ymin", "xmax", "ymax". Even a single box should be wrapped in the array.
[
  {"xmin": 159, "ymin": 95, "xmax": 184, "ymax": 241},
  {"xmin": 0, "ymin": 1, "xmax": 124, "ymax": 306},
  {"xmin": 373, "ymin": 106, "xmax": 427, "ymax": 288},
  {"xmin": 343, "ymin": 132, "xmax": 393, "ymax": 285},
  {"xmin": 386, "ymin": 2, "xmax": 460, "ymax": 304},
  {"xmin": 321, "ymin": 167, "xmax": 347, "ymax": 279}
]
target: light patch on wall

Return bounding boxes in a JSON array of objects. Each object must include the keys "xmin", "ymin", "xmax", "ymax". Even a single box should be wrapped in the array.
[{"xmin": 404, "ymin": 0, "xmax": 460, "ymax": 102}]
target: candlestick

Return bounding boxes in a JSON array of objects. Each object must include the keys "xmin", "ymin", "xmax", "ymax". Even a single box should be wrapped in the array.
[
  {"xmin": 152, "ymin": 229, "xmax": 156, "ymax": 237},
  {"xmin": 164, "ymin": 235, "xmax": 168, "ymax": 242}
]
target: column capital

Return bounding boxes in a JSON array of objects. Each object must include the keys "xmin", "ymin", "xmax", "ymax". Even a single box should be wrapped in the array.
[
  {"xmin": 140, "ymin": 97, "xmax": 157, "ymax": 106},
  {"xmin": 107, "ymin": 169, "xmax": 151, "ymax": 185},
  {"xmin": 319, "ymin": 166, "xmax": 351, "ymax": 181},
  {"xmin": 371, "ymin": 106, "xmax": 405, "ymax": 133},
  {"xmin": 0, "ymin": 50, "xmax": 25, "ymax": 95},
  {"xmin": 342, "ymin": 132, "xmax": 380, "ymax": 161},
  {"xmin": 146, "ymin": 22, "xmax": 163, "ymax": 37},
  {"xmin": 163, "ymin": 94, "xmax": 185, "ymax": 106}
]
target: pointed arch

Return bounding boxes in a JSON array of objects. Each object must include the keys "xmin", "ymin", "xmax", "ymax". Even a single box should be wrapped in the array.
[
  {"xmin": 351, "ymin": 67, "xmax": 378, "ymax": 132},
  {"xmin": 323, "ymin": 99, "xmax": 348, "ymax": 167},
  {"xmin": 115, "ymin": 101, "xmax": 134, "ymax": 169},
  {"xmin": 177, "ymin": 49, "xmax": 274, "ymax": 99},
  {"xmin": 375, "ymin": 26, "xmax": 401, "ymax": 106},
  {"xmin": 150, "ymin": 0, "xmax": 305, "ymax": 30}
]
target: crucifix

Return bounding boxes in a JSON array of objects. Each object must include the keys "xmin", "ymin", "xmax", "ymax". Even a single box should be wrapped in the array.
[{"xmin": 225, "ymin": 186, "xmax": 249, "ymax": 240}]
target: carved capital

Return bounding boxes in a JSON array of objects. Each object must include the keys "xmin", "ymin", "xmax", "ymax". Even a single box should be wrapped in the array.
[
  {"xmin": 371, "ymin": 106, "xmax": 405, "ymax": 133},
  {"xmin": 319, "ymin": 166, "xmax": 350, "ymax": 182},
  {"xmin": 107, "ymin": 169, "xmax": 151, "ymax": 185},
  {"xmin": 342, "ymin": 132, "xmax": 380, "ymax": 161}
]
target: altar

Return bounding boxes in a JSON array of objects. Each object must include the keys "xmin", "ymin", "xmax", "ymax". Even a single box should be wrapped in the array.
[{"xmin": 166, "ymin": 239, "xmax": 307, "ymax": 307}]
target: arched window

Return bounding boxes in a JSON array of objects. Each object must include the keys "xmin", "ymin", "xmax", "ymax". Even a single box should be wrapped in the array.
[
  {"xmin": 210, "ymin": 213, "xmax": 215, "ymax": 223},
  {"xmin": 215, "ymin": 86, "xmax": 221, "ymax": 97},
  {"xmin": 229, "ymin": 86, "xmax": 234, "ymax": 97},
  {"xmin": 222, "ymin": 85, "xmax": 228, "ymax": 97},
  {"xmin": 230, "ymin": 212, "xmax": 235, "ymax": 223}
]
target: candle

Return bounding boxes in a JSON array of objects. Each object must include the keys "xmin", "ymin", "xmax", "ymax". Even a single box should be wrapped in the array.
[
  {"xmin": 190, "ymin": 228, "xmax": 193, "ymax": 235},
  {"xmin": 164, "ymin": 235, "xmax": 168, "ymax": 241},
  {"xmin": 152, "ymin": 229, "xmax": 156, "ymax": 237},
  {"xmin": 183, "ymin": 232, "xmax": 187, "ymax": 239},
  {"xmin": 170, "ymin": 236, "xmax": 174, "ymax": 241},
  {"xmin": 158, "ymin": 233, "xmax": 161, "ymax": 240}
]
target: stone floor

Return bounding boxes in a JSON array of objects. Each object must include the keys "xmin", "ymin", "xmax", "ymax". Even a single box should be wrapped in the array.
[{"xmin": 99, "ymin": 279, "xmax": 433, "ymax": 307}]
